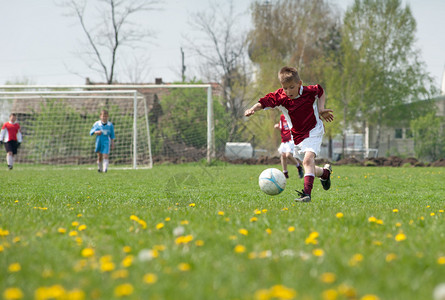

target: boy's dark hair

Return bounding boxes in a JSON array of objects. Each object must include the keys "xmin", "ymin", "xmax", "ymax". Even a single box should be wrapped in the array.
[
  {"xmin": 9, "ymin": 113, "xmax": 17, "ymax": 117},
  {"xmin": 100, "ymin": 110, "xmax": 109, "ymax": 115},
  {"xmin": 278, "ymin": 67, "xmax": 301, "ymax": 83}
]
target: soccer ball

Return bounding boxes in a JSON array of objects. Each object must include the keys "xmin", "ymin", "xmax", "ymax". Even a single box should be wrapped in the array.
[{"xmin": 258, "ymin": 168, "xmax": 286, "ymax": 195}]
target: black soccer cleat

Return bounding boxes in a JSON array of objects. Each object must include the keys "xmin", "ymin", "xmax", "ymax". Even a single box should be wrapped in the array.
[
  {"xmin": 283, "ymin": 171, "xmax": 289, "ymax": 178},
  {"xmin": 320, "ymin": 164, "xmax": 332, "ymax": 191},
  {"xmin": 295, "ymin": 190, "xmax": 311, "ymax": 203},
  {"xmin": 297, "ymin": 165, "xmax": 304, "ymax": 179},
  {"xmin": 8, "ymin": 165, "xmax": 13, "ymax": 170}
]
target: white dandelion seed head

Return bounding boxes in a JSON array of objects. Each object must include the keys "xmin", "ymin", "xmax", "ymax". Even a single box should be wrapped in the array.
[
  {"xmin": 173, "ymin": 226, "xmax": 185, "ymax": 236},
  {"xmin": 434, "ymin": 283, "xmax": 445, "ymax": 300},
  {"xmin": 138, "ymin": 249, "xmax": 155, "ymax": 262}
]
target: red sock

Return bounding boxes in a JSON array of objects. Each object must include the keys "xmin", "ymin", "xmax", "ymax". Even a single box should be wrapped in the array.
[
  {"xmin": 304, "ymin": 175, "xmax": 314, "ymax": 195},
  {"xmin": 321, "ymin": 168, "xmax": 330, "ymax": 180}
]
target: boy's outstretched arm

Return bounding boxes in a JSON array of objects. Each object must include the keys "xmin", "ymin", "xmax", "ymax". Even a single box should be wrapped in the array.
[
  {"xmin": 244, "ymin": 103, "xmax": 263, "ymax": 117},
  {"xmin": 317, "ymin": 93, "xmax": 334, "ymax": 122}
]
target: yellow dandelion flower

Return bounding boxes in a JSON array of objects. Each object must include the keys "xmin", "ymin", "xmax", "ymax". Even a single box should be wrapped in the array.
[
  {"xmin": 338, "ymin": 284, "xmax": 356, "ymax": 298},
  {"xmin": 156, "ymin": 223, "xmax": 164, "ymax": 230},
  {"xmin": 431, "ymin": 212, "xmax": 436, "ymax": 216},
  {"xmin": 78, "ymin": 224, "xmax": 87, "ymax": 231},
  {"xmin": 229, "ymin": 235, "xmax": 237, "ymax": 240},
  {"xmin": 57, "ymin": 228, "xmax": 66, "ymax": 234},
  {"xmin": 81, "ymin": 248, "xmax": 94, "ymax": 258},
  {"xmin": 3, "ymin": 287, "xmax": 24, "ymax": 300},
  {"xmin": 349, "ymin": 253, "xmax": 364, "ymax": 266},
  {"xmin": 77, "ymin": 214, "xmax": 82, "ymax": 217},
  {"xmin": 66, "ymin": 289, "xmax": 85, "ymax": 300},
  {"xmin": 100, "ymin": 261, "xmax": 115, "ymax": 272},
  {"xmin": 129, "ymin": 215, "xmax": 139, "ymax": 221},
  {"xmin": 440, "ymin": 210, "xmax": 444, "ymax": 213},
  {"xmin": 137, "ymin": 219, "xmax": 147, "ymax": 229},
  {"xmin": 153, "ymin": 245, "xmax": 166, "ymax": 251},
  {"xmin": 248, "ymin": 252, "xmax": 257, "ymax": 259},
  {"xmin": 112, "ymin": 269, "xmax": 129, "ymax": 279},
  {"xmin": 180, "ymin": 220, "xmax": 189, "ymax": 225},
  {"xmin": 234, "ymin": 245, "xmax": 246, "ymax": 253},
  {"xmin": 360, "ymin": 294, "xmax": 380, "ymax": 300},
  {"xmin": 225, "ymin": 217, "xmax": 230, "ymax": 222},
  {"xmin": 254, "ymin": 209, "xmax": 262, "ymax": 215},
  {"xmin": 143, "ymin": 273, "xmax": 158, "ymax": 284},
  {"xmin": 322, "ymin": 289, "xmax": 338, "ymax": 300},
  {"xmin": 288, "ymin": 226, "xmax": 296, "ymax": 232},
  {"xmin": 386, "ymin": 253, "xmax": 397, "ymax": 262},
  {"xmin": 368, "ymin": 216, "xmax": 377, "ymax": 223},
  {"xmin": 114, "ymin": 283, "xmax": 134, "ymax": 297},
  {"xmin": 0, "ymin": 229, "xmax": 10, "ymax": 237},
  {"xmin": 71, "ymin": 221, "xmax": 79, "ymax": 227},
  {"xmin": 250, "ymin": 217, "xmax": 258, "ymax": 222},
  {"xmin": 8, "ymin": 263, "xmax": 21, "ymax": 273},
  {"xmin": 218, "ymin": 211, "xmax": 225, "ymax": 216},
  {"xmin": 239, "ymin": 229, "xmax": 248, "ymax": 236},
  {"xmin": 269, "ymin": 285, "xmax": 297, "ymax": 299},
  {"xmin": 123, "ymin": 246, "xmax": 131, "ymax": 253},
  {"xmin": 121, "ymin": 255, "xmax": 134, "ymax": 268},
  {"xmin": 372, "ymin": 240, "xmax": 382, "ymax": 246},
  {"xmin": 0, "ymin": 245, "xmax": 4, "ymax": 252},
  {"xmin": 262, "ymin": 209, "xmax": 268, "ymax": 213},
  {"xmin": 165, "ymin": 217, "xmax": 171, "ymax": 221},
  {"xmin": 305, "ymin": 231, "xmax": 319, "ymax": 245},
  {"xmin": 320, "ymin": 272, "xmax": 336, "ymax": 283},
  {"xmin": 189, "ymin": 203, "xmax": 195, "ymax": 207},
  {"xmin": 376, "ymin": 219, "xmax": 384, "ymax": 225},
  {"xmin": 395, "ymin": 233, "xmax": 406, "ymax": 242},
  {"xmin": 34, "ymin": 285, "xmax": 66, "ymax": 300},
  {"xmin": 282, "ymin": 207, "xmax": 289, "ymax": 211},
  {"xmin": 69, "ymin": 231, "xmax": 78, "ymax": 237},
  {"xmin": 336, "ymin": 212, "xmax": 344, "ymax": 219},
  {"xmin": 178, "ymin": 263, "xmax": 191, "ymax": 271},
  {"xmin": 395, "ymin": 222, "xmax": 402, "ymax": 227},
  {"xmin": 266, "ymin": 228, "xmax": 272, "ymax": 235},
  {"xmin": 437, "ymin": 257, "xmax": 445, "ymax": 264},
  {"xmin": 312, "ymin": 248, "xmax": 324, "ymax": 257},
  {"xmin": 393, "ymin": 209, "xmax": 399, "ymax": 213},
  {"xmin": 195, "ymin": 240, "xmax": 204, "ymax": 246}
]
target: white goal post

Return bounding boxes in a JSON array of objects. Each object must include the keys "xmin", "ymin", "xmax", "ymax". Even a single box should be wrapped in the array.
[{"xmin": 0, "ymin": 84, "xmax": 215, "ymax": 169}]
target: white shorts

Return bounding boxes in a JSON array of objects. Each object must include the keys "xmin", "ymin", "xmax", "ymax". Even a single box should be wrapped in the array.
[
  {"xmin": 294, "ymin": 135, "xmax": 323, "ymax": 157},
  {"xmin": 278, "ymin": 141, "xmax": 295, "ymax": 154}
]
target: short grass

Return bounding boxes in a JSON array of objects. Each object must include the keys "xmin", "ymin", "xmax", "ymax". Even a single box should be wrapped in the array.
[{"xmin": 1, "ymin": 163, "xmax": 445, "ymax": 300}]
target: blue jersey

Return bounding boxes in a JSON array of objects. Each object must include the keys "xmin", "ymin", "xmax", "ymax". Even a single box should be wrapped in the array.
[{"xmin": 90, "ymin": 121, "xmax": 115, "ymax": 154}]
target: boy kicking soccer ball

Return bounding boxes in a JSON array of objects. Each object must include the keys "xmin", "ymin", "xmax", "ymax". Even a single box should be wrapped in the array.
[
  {"xmin": 90, "ymin": 110, "xmax": 115, "ymax": 173},
  {"xmin": 245, "ymin": 67, "xmax": 334, "ymax": 202},
  {"xmin": 275, "ymin": 114, "xmax": 304, "ymax": 179}
]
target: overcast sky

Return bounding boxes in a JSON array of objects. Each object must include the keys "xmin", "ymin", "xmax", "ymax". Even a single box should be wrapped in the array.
[{"xmin": 0, "ymin": 0, "xmax": 444, "ymax": 90}]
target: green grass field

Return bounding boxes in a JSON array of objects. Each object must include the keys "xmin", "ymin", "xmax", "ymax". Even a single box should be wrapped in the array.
[{"xmin": 1, "ymin": 163, "xmax": 445, "ymax": 300}]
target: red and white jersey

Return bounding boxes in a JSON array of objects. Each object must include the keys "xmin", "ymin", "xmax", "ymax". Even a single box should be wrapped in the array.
[
  {"xmin": 0, "ymin": 121, "xmax": 22, "ymax": 143},
  {"xmin": 279, "ymin": 114, "xmax": 292, "ymax": 143},
  {"xmin": 259, "ymin": 85, "xmax": 324, "ymax": 145}
]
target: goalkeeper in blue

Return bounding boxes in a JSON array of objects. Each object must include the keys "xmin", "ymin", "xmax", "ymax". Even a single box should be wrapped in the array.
[{"xmin": 90, "ymin": 110, "xmax": 115, "ymax": 173}]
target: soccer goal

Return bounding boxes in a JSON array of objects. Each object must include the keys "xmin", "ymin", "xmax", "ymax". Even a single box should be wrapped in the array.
[{"xmin": 0, "ymin": 84, "xmax": 215, "ymax": 169}]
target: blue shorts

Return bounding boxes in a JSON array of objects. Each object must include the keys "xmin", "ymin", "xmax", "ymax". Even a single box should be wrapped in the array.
[{"xmin": 95, "ymin": 142, "xmax": 110, "ymax": 154}]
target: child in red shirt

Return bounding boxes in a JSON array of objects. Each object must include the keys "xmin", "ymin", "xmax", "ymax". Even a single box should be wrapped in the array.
[
  {"xmin": 275, "ymin": 114, "xmax": 304, "ymax": 179},
  {"xmin": 0, "ymin": 113, "xmax": 23, "ymax": 170}
]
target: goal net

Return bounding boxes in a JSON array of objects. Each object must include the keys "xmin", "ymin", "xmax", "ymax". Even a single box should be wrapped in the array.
[{"xmin": 0, "ymin": 84, "xmax": 215, "ymax": 168}]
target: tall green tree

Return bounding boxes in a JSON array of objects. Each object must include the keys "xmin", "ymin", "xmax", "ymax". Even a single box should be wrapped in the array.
[
  {"xmin": 342, "ymin": 0, "xmax": 434, "ymax": 149},
  {"xmin": 411, "ymin": 112, "xmax": 445, "ymax": 161}
]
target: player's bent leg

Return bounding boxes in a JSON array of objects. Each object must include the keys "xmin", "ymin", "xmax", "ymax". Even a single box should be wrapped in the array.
[{"xmin": 320, "ymin": 164, "xmax": 332, "ymax": 191}]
